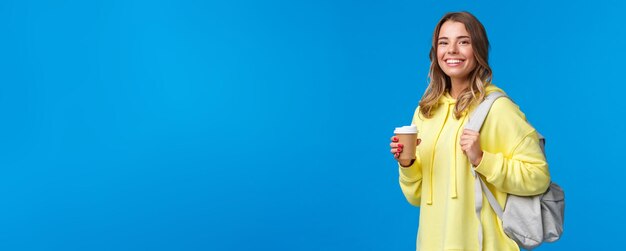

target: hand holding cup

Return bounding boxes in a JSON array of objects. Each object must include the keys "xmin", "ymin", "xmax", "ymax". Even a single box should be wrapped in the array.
[{"xmin": 390, "ymin": 125, "xmax": 421, "ymax": 167}]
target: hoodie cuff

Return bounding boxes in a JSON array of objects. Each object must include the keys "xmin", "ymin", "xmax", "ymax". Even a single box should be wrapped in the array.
[
  {"xmin": 399, "ymin": 159, "xmax": 421, "ymax": 182},
  {"xmin": 474, "ymin": 151, "xmax": 503, "ymax": 181}
]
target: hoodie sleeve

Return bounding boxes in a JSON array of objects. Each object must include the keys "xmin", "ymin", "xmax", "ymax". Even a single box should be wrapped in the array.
[
  {"xmin": 398, "ymin": 107, "xmax": 424, "ymax": 207},
  {"xmin": 399, "ymin": 155, "xmax": 423, "ymax": 206},
  {"xmin": 473, "ymin": 98, "xmax": 551, "ymax": 196}
]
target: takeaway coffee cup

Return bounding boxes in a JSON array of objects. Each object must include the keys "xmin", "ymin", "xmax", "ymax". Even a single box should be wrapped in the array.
[{"xmin": 394, "ymin": 125, "xmax": 418, "ymax": 161}]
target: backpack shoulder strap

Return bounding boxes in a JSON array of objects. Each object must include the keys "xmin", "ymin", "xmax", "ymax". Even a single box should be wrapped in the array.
[
  {"xmin": 466, "ymin": 91, "xmax": 508, "ymax": 217},
  {"xmin": 467, "ymin": 92, "xmax": 547, "ymax": 154},
  {"xmin": 466, "ymin": 92, "xmax": 508, "ymax": 251},
  {"xmin": 465, "ymin": 92, "xmax": 507, "ymax": 132}
]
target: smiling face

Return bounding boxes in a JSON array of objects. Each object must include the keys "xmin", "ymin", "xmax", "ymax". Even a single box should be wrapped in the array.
[{"xmin": 436, "ymin": 21, "xmax": 477, "ymax": 83}]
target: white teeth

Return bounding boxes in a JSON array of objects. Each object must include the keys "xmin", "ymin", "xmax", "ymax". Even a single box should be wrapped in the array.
[{"xmin": 446, "ymin": 59, "xmax": 463, "ymax": 64}]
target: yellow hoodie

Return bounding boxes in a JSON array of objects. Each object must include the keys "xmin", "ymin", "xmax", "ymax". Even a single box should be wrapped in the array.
[{"xmin": 399, "ymin": 84, "xmax": 551, "ymax": 251}]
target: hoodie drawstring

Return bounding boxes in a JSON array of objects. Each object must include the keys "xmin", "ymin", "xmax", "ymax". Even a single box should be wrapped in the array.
[
  {"xmin": 451, "ymin": 117, "xmax": 467, "ymax": 199},
  {"xmin": 427, "ymin": 103, "xmax": 449, "ymax": 204},
  {"xmin": 428, "ymin": 100, "xmax": 468, "ymax": 203}
]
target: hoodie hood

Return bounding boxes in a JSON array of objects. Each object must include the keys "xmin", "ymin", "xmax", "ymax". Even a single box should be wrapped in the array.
[{"xmin": 438, "ymin": 84, "xmax": 505, "ymax": 105}]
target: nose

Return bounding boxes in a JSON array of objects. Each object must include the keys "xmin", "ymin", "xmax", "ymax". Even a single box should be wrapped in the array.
[{"xmin": 447, "ymin": 43, "xmax": 458, "ymax": 54}]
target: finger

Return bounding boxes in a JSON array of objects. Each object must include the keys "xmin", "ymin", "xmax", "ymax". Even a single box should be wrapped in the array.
[
  {"xmin": 392, "ymin": 147, "xmax": 405, "ymax": 153},
  {"xmin": 460, "ymin": 132, "xmax": 475, "ymax": 139},
  {"xmin": 416, "ymin": 138, "xmax": 421, "ymax": 146},
  {"xmin": 459, "ymin": 138, "xmax": 473, "ymax": 145},
  {"xmin": 461, "ymin": 132, "xmax": 478, "ymax": 140},
  {"xmin": 391, "ymin": 148, "xmax": 403, "ymax": 154},
  {"xmin": 394, "ymin": 152, "xmax": 400, "ymax": 158},
  {"xmin": 460, "ymin": 144, "xmax": 468, "ymax": 152},
  {"xmin": 460, "ymin": 142, "xmax": 472, "ymax": 151},
  {"xmin": 463, "ymin": 129, "xmax": 479, "ymax": 136},
  {"xmin": 390, "ymin": 143, "xmax": 405, "ymax": 148},
  {"xmin": 391, "ymin": 136, "xmax": 399, "ymax": 142},
  {"xmin": 460, "ymin": 132, "xmax": 472, "ymax": 139},
  {"xmin": 460, "ymin": 134, "xmax": 477, "ymax": 142}
]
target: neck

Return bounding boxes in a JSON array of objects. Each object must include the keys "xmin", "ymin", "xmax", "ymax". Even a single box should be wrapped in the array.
[{"xmin": 449, "ymin": 78, "xmax": 470, "ymax": 99}]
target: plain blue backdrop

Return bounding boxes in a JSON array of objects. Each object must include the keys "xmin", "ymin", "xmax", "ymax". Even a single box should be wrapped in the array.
[{"xmin": 1, "ymin": 0, "xmax": 624, "ymax": 250}]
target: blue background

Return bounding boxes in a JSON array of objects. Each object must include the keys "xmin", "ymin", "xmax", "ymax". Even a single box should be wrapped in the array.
[{"xmin": 1, "ymin": 0, "xmax": 624, "ymax": 250}]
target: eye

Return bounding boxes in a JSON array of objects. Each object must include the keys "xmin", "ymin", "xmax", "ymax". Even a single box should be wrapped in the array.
[
  {"xmin": 460, "ymin": 40, "xmax": 470, "ymax": 45},
  {"xmin": 438, "ymin": 41, "xmax": 448, "ymax": 45}
]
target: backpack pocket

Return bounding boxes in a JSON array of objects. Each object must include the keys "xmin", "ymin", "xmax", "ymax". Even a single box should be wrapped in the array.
[
  {"xmin": 502, "ymin": 194, "xmax": 543, "ymax": 250},
  {"xmin": 540, "ymin": 183, "xmax": 565, "ymax": 242}
]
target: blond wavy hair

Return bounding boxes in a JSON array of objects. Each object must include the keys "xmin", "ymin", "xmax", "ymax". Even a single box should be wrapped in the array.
[{"xmin": 419, "ymin": 12, "xmax": 492, "ymax": 119}]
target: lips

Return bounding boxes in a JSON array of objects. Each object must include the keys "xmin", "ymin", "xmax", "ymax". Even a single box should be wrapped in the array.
[{"xmin": 444, "ymin": 58, "xmax": 465, "ymax": 66}]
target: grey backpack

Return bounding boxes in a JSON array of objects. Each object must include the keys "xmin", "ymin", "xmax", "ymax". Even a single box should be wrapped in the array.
[{"xmin": 466, "ymin": 92, "xmax": 565, "ymax": 250}]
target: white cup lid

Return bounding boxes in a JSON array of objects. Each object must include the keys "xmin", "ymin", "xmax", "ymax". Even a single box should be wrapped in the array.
[{"xmin": 394, "ymin": 125, "xmax": 418, "ymax": 134}]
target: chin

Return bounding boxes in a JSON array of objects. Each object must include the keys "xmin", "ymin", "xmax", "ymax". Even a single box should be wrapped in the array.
[{"xmin": 443, "ymin": 71, "xmax": 468, "ymax": 79}]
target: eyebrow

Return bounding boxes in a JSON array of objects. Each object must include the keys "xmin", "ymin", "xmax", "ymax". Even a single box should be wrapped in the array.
[{"xmin": 438, "ymin": 36, "xmax": 470, "ymax": 40}]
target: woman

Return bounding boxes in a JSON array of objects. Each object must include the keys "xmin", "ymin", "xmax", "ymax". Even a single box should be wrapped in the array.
[{"xmin": 389, "ymin": 12, "xmax": 551, "ymax": 251}]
